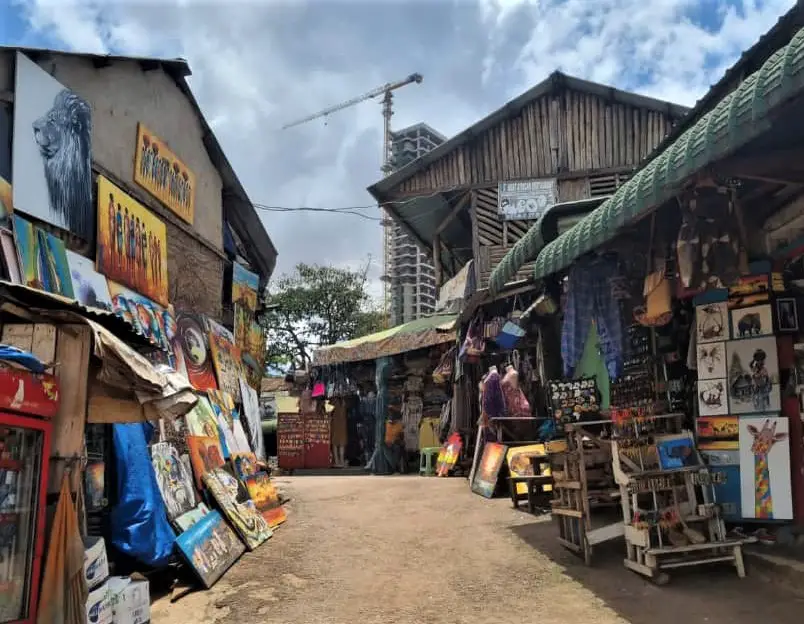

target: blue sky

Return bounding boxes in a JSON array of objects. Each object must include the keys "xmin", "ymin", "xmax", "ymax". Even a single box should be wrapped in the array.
[{"xmin": 0, "ymin": 0, "xmax": 796, "ymax": 295}]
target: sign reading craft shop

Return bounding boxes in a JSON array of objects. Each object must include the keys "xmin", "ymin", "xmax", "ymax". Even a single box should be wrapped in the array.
[
  {"xmin": 133, "ymin": 122, "xmax": 196, "ymax": 224},
  {"xmin": 498, "ymin": 178, "xmax": 557, "ymax": 221}
]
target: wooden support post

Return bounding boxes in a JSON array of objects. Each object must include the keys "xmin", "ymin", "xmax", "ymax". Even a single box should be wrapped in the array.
[{"xmin": 433, "ymin": 233, "xmax": 442, "ymax": 288}]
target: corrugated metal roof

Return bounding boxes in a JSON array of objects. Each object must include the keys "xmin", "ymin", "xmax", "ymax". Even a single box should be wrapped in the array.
[{"xmin": 532, "ymin": 24, "xmax": 804, "ymax": 279}]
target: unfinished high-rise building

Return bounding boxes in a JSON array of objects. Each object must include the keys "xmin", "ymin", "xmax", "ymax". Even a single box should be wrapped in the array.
[{"xmin": 384, "ymin": 123, "xmax": 446, "ymax": 326}]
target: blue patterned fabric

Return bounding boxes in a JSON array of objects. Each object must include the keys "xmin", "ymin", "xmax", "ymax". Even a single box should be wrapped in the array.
[{"xmin": 561, "ymin": 256, "xmax": 624, "ymax": 380}]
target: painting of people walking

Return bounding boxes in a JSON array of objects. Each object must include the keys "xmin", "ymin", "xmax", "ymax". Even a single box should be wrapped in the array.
[
  {"xmin": 12, "ymin": 52, "xmax": 93, "ymax": 242},
  {"xmin": 175, "ymin": 510, "xmax": 244, "ymax": 589},
  {"xmin": 133, "ymin": 123, "xmax": 195, "ymax": 224},
  {"xmin": 96, "ymin": 175, "xmax": 169, "ymax": 306}
]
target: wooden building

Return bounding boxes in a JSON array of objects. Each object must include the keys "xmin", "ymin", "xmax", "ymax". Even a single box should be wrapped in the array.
[{"xmin": 368, "ymin": 72, "xmax": 688, "ymax": 290}]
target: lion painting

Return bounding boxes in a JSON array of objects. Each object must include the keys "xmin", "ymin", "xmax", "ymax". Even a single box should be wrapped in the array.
[{"xmin": 32, "ymin": 89, "xmax": 93, "ymax": 241}]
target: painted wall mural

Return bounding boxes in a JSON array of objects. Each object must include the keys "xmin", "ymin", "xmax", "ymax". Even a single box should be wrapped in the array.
[
  {"xmin": 133, "ymin": 123, "xmax": 195, "ymax": 223},
  {"xmin": 66, "ymin": 249, "xmax": 112, "ymax": 311},
  {"xmin": 12, "ymin": 52, "xmax": 93, "ymax": 241},
  {"xmin": 12, "ymin": 214, "xmax": 74, "ymax": 297},
  {"xmin": 96, "ymin": 175, "xmax": 169, "ymax": 306},
  {"xmin": 738, "ymin": 416, "xmax": 792, "ymax": 520}
]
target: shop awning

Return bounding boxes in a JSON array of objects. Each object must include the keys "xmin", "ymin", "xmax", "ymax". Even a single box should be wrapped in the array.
[
  {"xmin": 487, "ymin": 197, "xmax": 608, "ymax": 295},
  {"xmin": 531, "ymin": 25, "xmax": 804, "ymax": 280},
  {"xmin": 313, "ymin": 314, "xmax": 457, "ymax": 366}
]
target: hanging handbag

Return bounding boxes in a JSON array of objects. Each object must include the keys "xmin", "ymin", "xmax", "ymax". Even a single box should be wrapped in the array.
[
  {"xmin": 459, "ymin": 318, "xmax": 485, "ymax": 363},
  {"xmin": 495, "ymin": 296, "xmax": 526, "ymax": 350},
  {"xmin": 311, "ymin": 381, "xmax": 326, "ymax": 398},
  {"xmin": 432, "ymin": 346, "xmax": 456, "ymax": 384},
  {"xmin": 634, "ymin": 215, "xmax": 673, "ymax": 327}
]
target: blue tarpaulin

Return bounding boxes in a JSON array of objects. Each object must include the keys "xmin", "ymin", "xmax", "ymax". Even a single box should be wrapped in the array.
[{"xmin": 110, "ymin": 423, "xmax": 175, "ymax": 568}]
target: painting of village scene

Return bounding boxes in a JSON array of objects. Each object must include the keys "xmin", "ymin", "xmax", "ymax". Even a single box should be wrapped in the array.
[
  {"xmin": 175, "ymin": 510, "xmax": 244, "ymax": 589},
  {"xmin": 96, "ymin": 175, "xmax": 169, "ymax": 306}
]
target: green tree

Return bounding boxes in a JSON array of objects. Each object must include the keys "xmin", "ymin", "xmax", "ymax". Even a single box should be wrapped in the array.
[{"xmin": 262, "ymin": 261, "xmax": 383, "ymax": 368}]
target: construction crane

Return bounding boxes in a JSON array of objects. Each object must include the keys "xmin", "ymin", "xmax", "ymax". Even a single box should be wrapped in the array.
[{"xmin": 281, "ymin": 72, "xmax": 424, "ymax": 328}]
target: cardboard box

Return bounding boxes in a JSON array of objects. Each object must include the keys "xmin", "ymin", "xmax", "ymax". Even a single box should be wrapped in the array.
[
  {"xmin": 85, "ymin": 581, "xmax": 112, "ymax": 624},
  {"xmin": 108, "ymin": 576, "xmax": 150, "ymax": 624},
  {"xmin": 84, "ymin": 536, "xmax": 110, "ymax": 590}
]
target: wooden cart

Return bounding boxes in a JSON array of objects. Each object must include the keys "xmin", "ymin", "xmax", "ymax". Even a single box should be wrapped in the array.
[
  {"xmin": 551, "ymin": 421, "xmax": 623, "ymax": 565},
  {"xmin": 611, "ymin": 431, "xmax": 745, "ymax": 583}
]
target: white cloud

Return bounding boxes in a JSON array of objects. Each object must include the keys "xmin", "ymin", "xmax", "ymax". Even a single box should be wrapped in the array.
[{"xmin": 10, "ymin": 0, "xmax": 797, "ymax": 292}]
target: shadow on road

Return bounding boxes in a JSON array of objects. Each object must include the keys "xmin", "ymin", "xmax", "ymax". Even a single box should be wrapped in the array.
[{"xmin": 509, "ymin": 515, "xmax": 804, "ymax": 624}]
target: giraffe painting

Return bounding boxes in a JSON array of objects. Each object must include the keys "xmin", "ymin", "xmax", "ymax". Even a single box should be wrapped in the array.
[{"xmin": 746, "ymin": 419, "xmax": 788, "ymax": 519}]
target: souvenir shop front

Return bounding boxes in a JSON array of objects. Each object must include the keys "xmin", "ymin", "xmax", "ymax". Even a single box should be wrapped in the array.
[
  {"xmin": 506, "ymin": 29, "xmax": 804, "ymax": 581},
  {"xmin": 308, "ymin": 315, "xmax": 458, "ymax": 475}
]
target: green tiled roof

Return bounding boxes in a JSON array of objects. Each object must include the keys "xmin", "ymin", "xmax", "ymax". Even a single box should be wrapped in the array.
[
  {"xmin": 532, "ymin": 25, "xmax": 804, "ymax": 280},
  {"xmin": 487, "ymin": 227, "xmax": 545, "ymax": 295}
]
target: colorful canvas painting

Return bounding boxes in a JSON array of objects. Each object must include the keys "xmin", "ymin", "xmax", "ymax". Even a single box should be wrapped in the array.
[
  {"xmin": 738, "ymin": 416, "xmax": 792, "ymax": 520},
  {"xmin": 696, "ymin": 341, "xmax": 726, "ymax": 380},
  {"xmin": 696, "ymin": 416, "xmax": 739, "ymax": 440},
  {"xmin": 187, "ymin": 435, "xmax": 225, "ymax": 491},
  {"xmin": 730, "ymin": 304, "xmax": 773, "ymax": 339},
  {"xmin": 697, "ymin": 378, "xmax": 729, "ymax": 416},
  {"xmin": 208, "ymin": 318, "xmax": 244, "ymax": 401},
  {"xmin": 66, "ymin": 249, "xmax": 112, "ymax": 311},
  {"xmin": 84, "ymin": 461, "xmax": 105, "ymax": 512},
  {"xmin": 186, "ymin": 396, "xmax": 222, "ymax": 440},
  {"xmin": 133, "ymin": 123, "xmax": 195, "ymax": 223},
  {"xmin": 726, "ymin": 337, "xmax": 780, "ymax": 414},
  {"xmin": 96, "ymin": 175, "xmax": 169, "ymax": 306},
  {"xmin": 238, "ymin": 312, "xmax": 266, "ymax": 389},
  {"xmin": 175, "ymin": 510, "xmax": 244, "ymax": 589},
  {"xmin": 436, "ymin": 432, "xmax": 462, "ymax": 477},
  {"xmin": 107, "ymin": 279, "xmax": 172, "ymax": 353},
  {"xmin": 244, "ymin": 472, "xmax": 287, "ymax": 528},
  {"xmin": 175, "ymin": 312, "xmax": 218, "ymax": 391},
  {"xmin": 231, "ymin": 452, "xmax": 259, "ymax": 481},
  {"xmin": 506, "ymin": 444, "xmax": 551, "ymax": 496},
  {"xmin": 12, "ymin": 52, "xmax": 93, "ymax": 241},
  {"xmin": 12, "ymin": 214, "xmax": 74, "ymax": 297},
  {"xmin": 208, "ymin": 390, "xmax": 236, "ymax": 428},
  {"xmin": 0, "ymin": 228, "xmax": 21, "ymax": 284},
  {"xmin": 232, "ymin": 262, "xmax": 259, "ymax": 312},
  {"xmin": 151, "ymin": 441, "xmax": 197, "ymax": 521},
  {"xmin": 239, "ymin": 377, "xmax": 266, "ymax": 461},
  {"xmin": 0, "ymin": 176, "xmax": 12, "ymax": 227},
  {"xmin": 696, "ymin": 302, "xmax": 728, "ymax": 344},
  {"xmin": 175, "ymin": 503, "xmax": 210, "ymax": 532},
  {"xmin": 656, "ymin": 434, "xmax": 700, "ymax": 470},
  {"xmin": 202, "ymin": 468, "xmax": 273, "ymax": 550},
  {"xmin": 471, "ymin": 442, "xmax": 508, "ymax": 498}
]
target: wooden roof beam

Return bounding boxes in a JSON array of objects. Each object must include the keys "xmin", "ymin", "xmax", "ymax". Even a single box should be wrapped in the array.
[{"xmin": 434, "ymin": 191, "xmax": 471, "ymax": 237}]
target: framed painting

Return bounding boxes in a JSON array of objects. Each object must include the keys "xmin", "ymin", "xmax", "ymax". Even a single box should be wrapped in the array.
[
  {"xmin": 726, "ymin": 337, "xmax": 780, "ymax": 414},
  {"xmin": 12, "ymin": 52, "xmax": 94, "ymax": 242},
  {"xmin": 244, "ymin": 472, "xmax": 287, "ymax": 528},
  {"xmin": 471, "ymin": 442, "xmax": 508, "ymax": 498},
  {"xmin": 175, "ymin": 312, "xmax": 218, "ymax": 391},
  {"xmin": 66, "ymin": 249, "xmax": 112, "ymax": 311},
  {"xmin": 232, "ymin": 262, "xmax": 259, "ymax": 312},
  {"xmin": 696, "ymin": 302, "xmax": 728, "ymax": 344},
  {"xmin": 656, "ymin": 433, "xmax": 700, "ymax": 470},
  {"xmin": 730, "ymin": 303, "xmax": 773, "ymax": 339},
  {"xmin": 696, "ymin": 341, "xmax": 726, "ymax": 380},
  {"xmin": 96, "ymin": 174, "xmax": 169, "ymax": 305},
  {"xmin": 202, "ymin": 468, "xmax": 273, "ymax": 550},
  {"xmin": 696, "ymin": 416, "xmax": 738, "ymax": 440},
  {"xmin": 776, "ymin": 298, "xmax": 799, "ymax": 332},
  {"xmin": 175, "ymin": 510, "xmax": 245, "ymax": 589},
  {"xmin": 151, "ymin": 442, "xmax": 197, "ymax": 521},
  {"xmin": 738, "ymin": 416, "xmax": 792, "ymax": 520},
  {"xmin": 506, "ymin": 444, "xmax": 551, "ymax": 496},
  {"xmin": 13, "ymin": 214, "xmax": 74, "ymax": 297},
  {"xmin": 697, "ymin": 378, "xmax": 728, "ymax": 416}
]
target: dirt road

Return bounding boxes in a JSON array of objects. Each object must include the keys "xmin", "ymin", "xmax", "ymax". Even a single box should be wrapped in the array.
[{"xmin": 152, "ymin": 475, "xmax": 802, "ymax": 624}]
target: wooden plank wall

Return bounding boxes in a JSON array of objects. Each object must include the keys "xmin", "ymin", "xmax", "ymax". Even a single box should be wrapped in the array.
[{"xmin": 396, "ymin": 87, "xmax": 676, "ymax": 196}]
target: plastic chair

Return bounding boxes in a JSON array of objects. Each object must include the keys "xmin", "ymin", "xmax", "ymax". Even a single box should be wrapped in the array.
[{"xmin": 419, "ymin": 447, "xmax": 441, "ymax": 476}]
